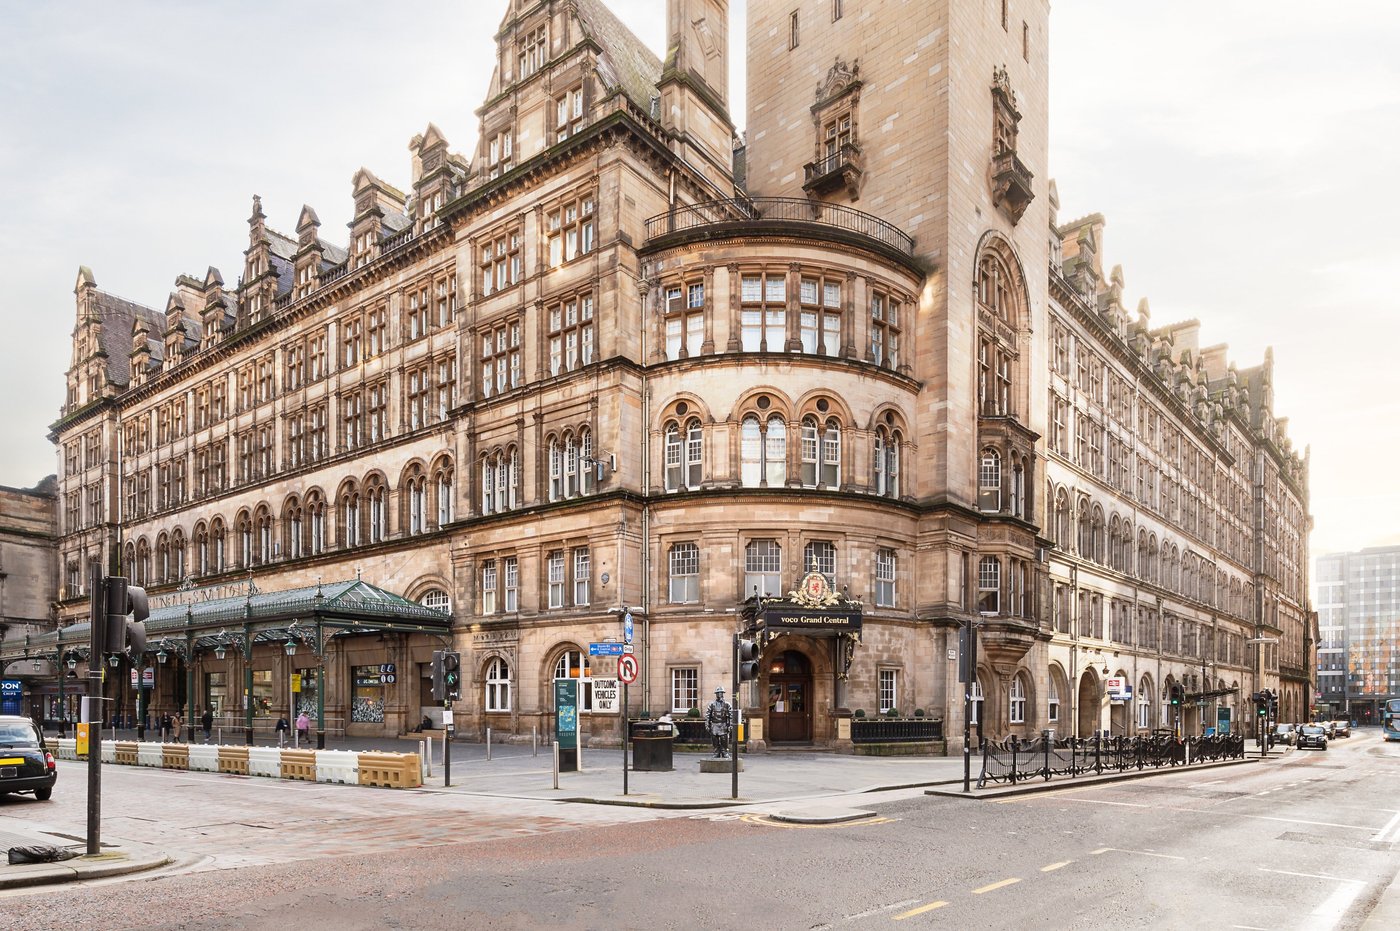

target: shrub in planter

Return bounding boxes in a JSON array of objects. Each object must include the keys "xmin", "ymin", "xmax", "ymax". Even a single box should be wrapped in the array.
[
  {"xmin": 853, "ymin": 709, "xmax": 866, "ymax": 718},
  {"xmin": 914, "ymin": 709, "xmax": 926, "ymax": 718},
  {"xmin": 885, "ymin": 708, "xmax": 900, "ymax": 718},
  {"xmin": 686, "ymin": 707, "xmax": 702, "ymax": 718}
]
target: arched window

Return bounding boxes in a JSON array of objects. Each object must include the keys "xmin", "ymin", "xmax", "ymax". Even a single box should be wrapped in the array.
[
  {"xmin": 549, "ymin": 436, "xmax": 564, "ymax": 500},
  {"xmin": 435, "ymin": 462, "xmax": 456, "ymax": 527},
  {"xmin": 1009, "ymin": 676, "xmax": 1027, "ymax": 724},
  {"xmin": 236, "ymin": 512, "xmax": 253, "ymax": 567},
  {"xmin": 741, "ymin": 414, "xmax": 787, "ymax": 488},
  {"xmin": 1090, "ymin": 506, "xmax": 1104, "ymax": 563},
  {"xmin": 210, "ymin": 517, "xmax": 226, "ymax": 572},
  {"xmin": 306, "ymin": 493, "xmax": 326, "ymax": 555},
  {"xmin": 874, "ymin": 427, "xmax": 901, "ymax": 498},
  {"xmin": 1077, "ymin": 499, "xmax": 1092, "ymax": 556},
  {"xmin": 1055, "ymin": 490, "xmax": 1071, "ymax": 547},
  {"xmin": 482, "ymin": 455, "xmax": 497, "ymax": 513},
  {"xmin": 485, "ymin": 657, "xmax": 511, "ymax": 712},
  {"xmin": 284, "ymin": 497, "xmax": 303, "ymax": 560},
  {"xmin": 979, "ymin": 448, "xmax": 1002, "ymax": 512},
  {"xmin": 156, "ymin": 533, "xmax": 170, "ymax": 583},
  {"xmin": 341, "ymin": 487, "xmax": 361, "ymax": 548},
  {"xmin": 579, "ymin": 427, "xmax": 595, "ymax": 495},
  {"xmin": 136, "ymin": 538, "xmax": 151, "ymax": 585},
  {"xmin": 1047, "ymin": 675, "xmax": 1060, "ymax": 725},
  {"xmin": 255, "ymin": 506, "xmax": 273, "ymax": 564},
  {"xmin": 193, "ymin": 522, "xmax": 209, "ymax": 576},
  {"xmin": 553, "ymin": 649, "xmax": 593, "ymax": 712},
  {"xmin": 365, "ymin": 479, "xmax": 387, "ymax": 543},
  {"xmin": 420, "ymin": 589, "xmax": 451, "ymax": 613},
  {"xmin": 978, "ymin": 556, "xmax": 1000, "ymax": 614},
  {"xmin": 408, "ymin": 475, "xmax": 426, "ymax": 535},
  {"xmin": 667, "ymin": 418, "xmax": 703, "ymax": 491}
]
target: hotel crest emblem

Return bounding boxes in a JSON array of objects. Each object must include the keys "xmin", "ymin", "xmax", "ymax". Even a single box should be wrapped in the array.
[{"xmin": 788, "ymin": 560, "xmax": 841, "ymax": 608}]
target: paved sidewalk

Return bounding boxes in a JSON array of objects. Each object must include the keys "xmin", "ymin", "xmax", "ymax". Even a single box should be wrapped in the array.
[{"xmin": 0, "ymin": 822, "xmax": 170, "ymax": 890}]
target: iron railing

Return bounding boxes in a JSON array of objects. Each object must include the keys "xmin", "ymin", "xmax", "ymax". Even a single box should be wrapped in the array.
[
  {"xmin": 851, "ymin": 717, "xmax": 945, "ymax": 744},
  {"xmin": 644, "ymin": 196, "xmax": 915, "ymax": 256},
  {"xmin": 978, "ymin": 732, "xmax": 1246, "ymax": 788}
]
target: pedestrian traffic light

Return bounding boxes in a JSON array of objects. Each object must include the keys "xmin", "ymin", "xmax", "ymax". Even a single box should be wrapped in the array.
[
  {"xmin": 442, "ymin": 651, "xmax": 461, "ymax": 701},
  {"xmin": 737, "ymin": 638, "xmax": 760, "ymax": 682},
  {"xmin": 430, "ymin": 650, "xmax": 445, "ymax": 702},
  {"xmin": 103, "ymin": 576, "xmax": 148, "ymax": 658}
]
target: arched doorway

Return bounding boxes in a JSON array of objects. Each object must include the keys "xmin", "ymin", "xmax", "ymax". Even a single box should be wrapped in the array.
[
  {"xmin": 1077, "ymin": 671, "xmax": 1100, "ymax": 737},
  {"xmin": 767, "ymin": 650, "xmax": 812, "ymax": 743}
]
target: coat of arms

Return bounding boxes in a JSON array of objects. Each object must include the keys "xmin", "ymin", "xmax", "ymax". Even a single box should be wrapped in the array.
[{"xmin": 789, "ymin": 559, "xmax": 841, "ymax": 608}]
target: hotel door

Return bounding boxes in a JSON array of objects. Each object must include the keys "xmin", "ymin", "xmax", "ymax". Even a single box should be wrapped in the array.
[{"xmin": 766, "ymin": 650, "xmax": 812, "ymax": 743}]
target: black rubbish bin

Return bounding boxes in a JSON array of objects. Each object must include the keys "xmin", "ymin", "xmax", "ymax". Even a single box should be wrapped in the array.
[{"xmin": 630, "ymin": 721, "xmax": 675, "ymax": 771}]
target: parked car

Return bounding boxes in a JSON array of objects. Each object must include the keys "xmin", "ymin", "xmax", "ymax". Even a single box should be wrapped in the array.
[
  {"xmin": 1271, "ymin": 723, "xmax": 1297, "ymax": 746},
  {"xmin": 0, "ymin": 715, "xmax": 57, "ymax": 801},
  {"xmin": 1331, "ymin": 720, "xmax": 1351, "ymax": 738},
  {"xmin": 1296, "ymin": 725, "xmax": 1328, "ymax": 751}
]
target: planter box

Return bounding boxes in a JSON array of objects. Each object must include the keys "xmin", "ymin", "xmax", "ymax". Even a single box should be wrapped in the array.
[{"xmin": 853, "ymin": 739, "xmax": 948, "ymax": 757}]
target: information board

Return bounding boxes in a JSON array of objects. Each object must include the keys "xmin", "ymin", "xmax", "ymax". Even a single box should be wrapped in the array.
[{"xmin": 554, "ymin": 679, "xmax": 578, "ymax": 750}]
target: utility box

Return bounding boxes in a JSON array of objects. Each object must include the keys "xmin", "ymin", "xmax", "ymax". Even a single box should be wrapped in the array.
[{"xmin": 630, "ymin": 721, "xmax": 675, "ymax": 772}]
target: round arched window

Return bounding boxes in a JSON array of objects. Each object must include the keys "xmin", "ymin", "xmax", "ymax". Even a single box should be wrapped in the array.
[{"xmin": 420, "ymin": 589, "xmax": 451, "ymax": 613}]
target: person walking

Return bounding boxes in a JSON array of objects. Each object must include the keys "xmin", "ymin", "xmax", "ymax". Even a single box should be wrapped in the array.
[
  {"xmin": 275, "ymin": 714, "xmax": 290, "ymax": 747},
  {"xmin": 171, "ymin": 711, "xmax": 183, "ymax": 743},
  {"xmin": 295, "ymin": 711, "xmax": 310, "ymax": 747},
  {"xmin": 201, "ymin": 707, "xmax": 214, "ymax": 743}
]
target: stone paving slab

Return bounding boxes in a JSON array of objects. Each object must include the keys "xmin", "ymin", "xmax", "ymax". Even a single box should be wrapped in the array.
[{"xmin": 0, "ymin": 822, "xmax": 170, "ymax": 890}]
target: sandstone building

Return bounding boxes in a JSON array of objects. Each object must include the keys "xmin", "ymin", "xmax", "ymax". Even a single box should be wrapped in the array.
[{"xmin": 17, "ymin": 0, "xmax": 1311, "ymax": 747}]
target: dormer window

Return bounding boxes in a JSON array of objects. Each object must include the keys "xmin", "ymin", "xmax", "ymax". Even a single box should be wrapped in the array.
[
  {"xmin": 354, "ymin": 231, "xmax": 376, "ymax": 268},
  {"xmin": 296, "ymin": 264, "xmax": 316, "ymax": 299},
  {"xmin": 518, "ymin": 26, "xmax": 547, "ymax": 81},
  {"xmin": 556, "ymin": 87, "xmax": 585, "ymax": 142}
]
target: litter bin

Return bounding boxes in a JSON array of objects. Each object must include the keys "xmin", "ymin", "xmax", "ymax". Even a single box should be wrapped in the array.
[{"xmin": 630, "ymin": 721, "xmax": 675, "ymax": 772}]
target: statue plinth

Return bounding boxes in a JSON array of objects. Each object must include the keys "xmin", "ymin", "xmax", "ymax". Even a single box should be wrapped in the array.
[{"xmin": 699, "ymin": 758, "xmax": 743, "ymax": 773}]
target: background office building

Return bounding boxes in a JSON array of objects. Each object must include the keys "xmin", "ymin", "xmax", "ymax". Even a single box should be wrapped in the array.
[{"xmin": 1315, "ymin": 547, "xmax": 1400, "ymax": 723}]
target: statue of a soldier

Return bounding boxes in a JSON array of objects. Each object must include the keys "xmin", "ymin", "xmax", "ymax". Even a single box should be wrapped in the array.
[{"xmin": 705, "ymin": 686, "xmax": 732, "ymax": 758}]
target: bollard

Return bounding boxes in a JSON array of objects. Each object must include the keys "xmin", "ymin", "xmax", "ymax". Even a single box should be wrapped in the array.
[
  {"xmin": 217, "ymin": 726, "xmax": 222, "ymax": 745},
  {"xmin": 486, "ymin": 727, "xmax": 492, "ymax": 762},
  {"xmin": 532, "ymin": 726, "xmax": 538, "ymax": 756},
  {"xmin": 552, "ymin": 740, "xmax": 560, "ymax": 790}
]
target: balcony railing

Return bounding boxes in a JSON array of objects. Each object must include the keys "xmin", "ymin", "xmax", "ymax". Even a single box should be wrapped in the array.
[{"xmin": 645, "ymin": 196, "xmax": 914, "ymax": 256}]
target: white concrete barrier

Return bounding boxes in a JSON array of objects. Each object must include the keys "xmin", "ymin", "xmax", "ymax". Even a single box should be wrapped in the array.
[
  {"xmin": 315, "ymin": 749, "xmax": 358, "ymax": 785},
  {"xmin": 247, "ymin": 746, "xmax": 282, "ymax": 778},
  {"xmin": 136, "ymin": 741, "xmax": 164, "ymax": 767},
  {"xmin": 187, "ymin": 743, "xmax": 220, "ymax": 772},
  {"xmin": 55, "ymin": 738, "xmax": 78, "ymax": 761},
  {"xmin": 100, "ymin": 740, "xmax": 116, "ymax": 764}
]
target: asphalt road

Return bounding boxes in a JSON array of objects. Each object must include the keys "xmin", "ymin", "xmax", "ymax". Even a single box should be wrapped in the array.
[{"xmin": 1, "ymin": 730, "xmax": 1395, "ymax": 930}]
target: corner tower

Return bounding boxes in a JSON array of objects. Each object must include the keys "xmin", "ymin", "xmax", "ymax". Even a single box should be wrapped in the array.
[{"xmin": 659, "ymin": 0, "xmax": 733, "ymax": 189}]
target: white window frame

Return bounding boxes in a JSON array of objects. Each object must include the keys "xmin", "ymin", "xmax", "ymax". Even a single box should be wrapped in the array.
[
  {"xmin": 878, "ymin": 668, "xmax": 897, "ymax": 714},
  {"xmin": 874, "ymin": 548, "xmax": 896, "ymax": 608},
  {"xmin": 485, "ymin": 657, "xmax": 511, "ymax": 712},
  {"xmin": 1009, "ymin": 677, "xmax": 1026, "ymax": 724},
  {"xmin": 668, "ymin": 542, "xmax": 700, "ymax": 604},
  {"xmin": 671, "ymin": 667, "xmax": 699, "ymax": 713},
  {"xmin": 548, "ymin": 550, "xmax": 565, "ymax": 608}
]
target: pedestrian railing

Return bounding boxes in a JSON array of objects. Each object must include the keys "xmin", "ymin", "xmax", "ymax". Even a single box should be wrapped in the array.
[{"xmin": 978, "ymin": 733, "xmax": 1246, "ymax": 788}]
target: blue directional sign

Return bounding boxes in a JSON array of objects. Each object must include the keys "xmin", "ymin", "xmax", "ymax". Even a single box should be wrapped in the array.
[
  {"xmin": 623, "ymin": 611, "xmax": 634, "ymax": 644},
  {"xmin": 589, "ymin": 642, "xmax": 625, "ymax": 656}
]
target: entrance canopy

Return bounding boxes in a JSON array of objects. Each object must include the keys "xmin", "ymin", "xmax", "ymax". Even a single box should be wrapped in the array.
[
  {"xmin": 742, "ymin": 567, "xmax": 864, "ymax": 679},
  {"xmin": 2, "ymin": 579, "xmax": 451, "ymax": 665}
]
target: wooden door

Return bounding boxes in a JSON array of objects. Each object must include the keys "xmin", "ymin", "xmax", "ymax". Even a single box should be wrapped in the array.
[{"xmin": 766, "ymin": 651, "xmax": 813, "ymax": 743}]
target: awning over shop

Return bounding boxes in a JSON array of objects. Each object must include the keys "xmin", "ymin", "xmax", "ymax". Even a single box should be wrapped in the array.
[{"xmin": 1, "ymin": 578, "xmax": 451, "ymax": 664}]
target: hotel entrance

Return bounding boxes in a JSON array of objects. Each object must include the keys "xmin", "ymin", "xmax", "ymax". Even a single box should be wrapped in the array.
[{"xmin": 766, "ymin": 650, "xmax": 812, "ymax": 743}]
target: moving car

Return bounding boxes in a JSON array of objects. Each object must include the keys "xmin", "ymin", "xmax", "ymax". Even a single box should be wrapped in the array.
[
  {"xmin": 1331, "ymin": 720, "xmax": 1351, "ymax": 738},
  {"xmin": 1271, "ymin": 723, "xmax": 1297, "ymax": 746},
  {"xmin": 0, "ymin": 715, "xmax": 57, "ymax": 801},
  {"xmin": 1296, "ymin": 725, "xmax": 1328, "ymax": 751}
]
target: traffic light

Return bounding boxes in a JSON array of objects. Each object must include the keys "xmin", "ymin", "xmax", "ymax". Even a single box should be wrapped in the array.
[
  {"xmin": 737, "ymin": 639, "xmax": 760, "ymax": 682},
  {"xmin": 442, "ymin": 651, "xmax": 461, "ymax": 701},
  {"xmin": 1255, "ymin": 692, "xmax": 1268, "ymax": 716},
  {"xmin": 1169, "ymin": 684, "xmax": 1183, "ymax": 707},
  {"xmin": 103, "ymin": 576, "xmax": 148, "ymax": 658},
  {"xmin": 430, "ymin": 651, "xmax": 445, "ymax": 702},
  {"xmin": 1267, "ymin": 689, "xmax": 1278, "ymax": 718}
]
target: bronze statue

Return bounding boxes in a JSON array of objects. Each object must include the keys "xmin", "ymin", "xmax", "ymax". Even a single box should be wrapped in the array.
[{"xmin": 705, "ymin": 687, "xmax": 732, "ymax": 758}]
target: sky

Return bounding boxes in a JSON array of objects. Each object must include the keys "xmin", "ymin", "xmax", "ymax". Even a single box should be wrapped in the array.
[{"xmin": 1, "ymin": 1, "xmax": 1397, "ymax": 564}]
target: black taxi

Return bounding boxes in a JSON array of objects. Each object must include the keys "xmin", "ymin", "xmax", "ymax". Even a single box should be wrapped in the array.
[{"xmin": 0, "ymin": 715, "xmax": 56, "ymax": 801}]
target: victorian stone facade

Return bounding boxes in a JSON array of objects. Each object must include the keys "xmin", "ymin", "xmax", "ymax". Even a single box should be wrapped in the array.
[{"xmin": 38, "ymin": 0, "xmax": 1310, "ymax": 746}]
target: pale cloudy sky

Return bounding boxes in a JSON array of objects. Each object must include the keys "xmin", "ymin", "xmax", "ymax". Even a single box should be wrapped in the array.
[{"xmin": 1, "ymin": 1, "xmax": 1396, "ymax": 563}]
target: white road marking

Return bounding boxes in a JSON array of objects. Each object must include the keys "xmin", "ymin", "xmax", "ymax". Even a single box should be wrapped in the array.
[
  {"xmin": 1259, "ymin": 868, "xmax": 1367, "ymax": 884},
  {"xmin": 1094, "ymin": 847, "xmax": 1185, "ymax": 860},
  {"xmin": 1372, "ymin": 810, "xmax": 1400, "ymax": 844},
  {"xmin": 843, "ymin": 899, "xmax": 919, "ymax": 922},
  {"xmin": 1304, "ymin": 878, "xmax": 1366, "ymax": 931}
]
